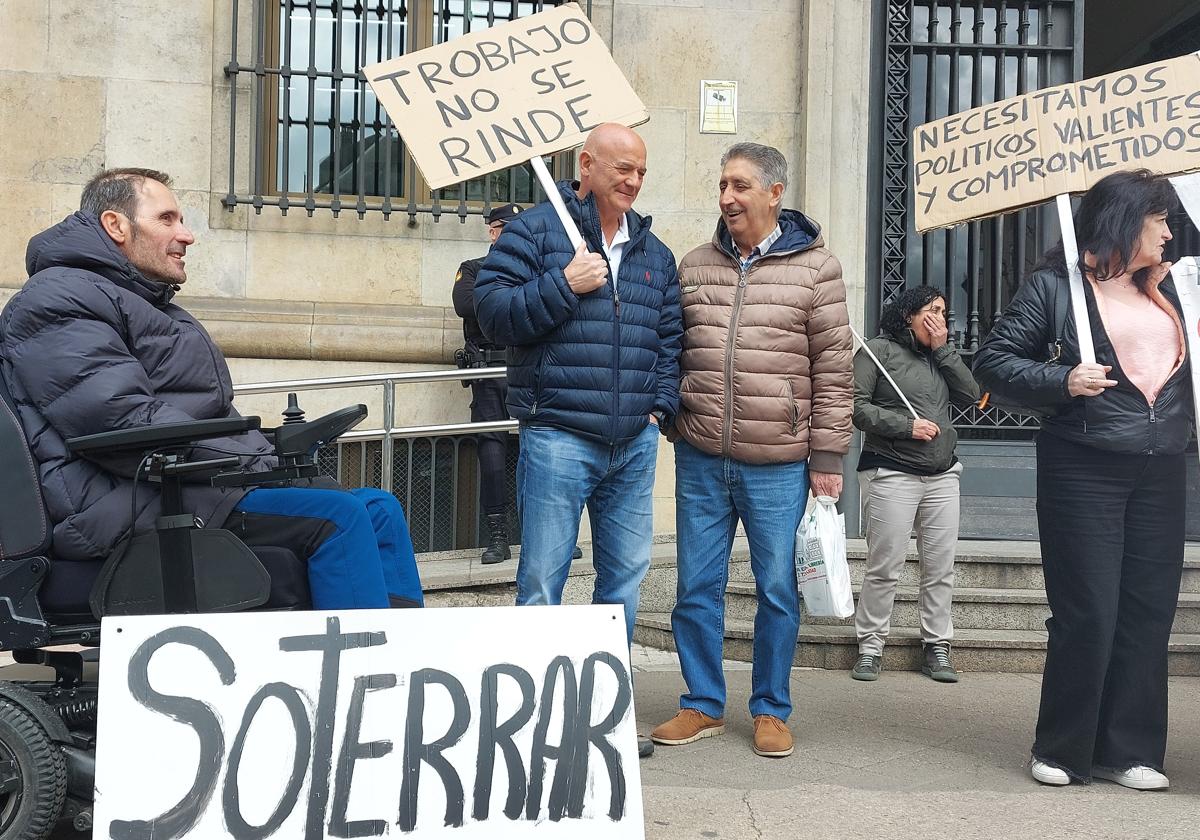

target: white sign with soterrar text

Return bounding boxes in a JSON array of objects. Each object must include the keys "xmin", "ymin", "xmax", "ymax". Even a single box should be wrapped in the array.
[{"xmin": 94, "ymin": 605, "xmax": 643, "ymax": 839}]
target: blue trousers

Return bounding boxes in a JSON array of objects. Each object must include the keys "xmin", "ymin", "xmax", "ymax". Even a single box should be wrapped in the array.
[
  {"xmin": 233, "ymin": 487, "xmax": 423, "ymax": 610},
  {"xmin": 673, "ymin": 439, "xmax": 808, "ymax": 720},
  {"xmin": 515, "ymin": 423, "xmax": 659, "ymax": 643}
]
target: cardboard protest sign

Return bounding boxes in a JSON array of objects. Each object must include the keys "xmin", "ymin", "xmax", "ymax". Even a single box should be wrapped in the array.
[
  {"xmin": 913, "ymin": 52, "xmax": 1200, "ymax": 232},
  {"xmin": 364, "ymin": 3, "xmax": 647, "ymax": 190},
  {"xmin": 1168, "ymin": 173, "xmax": 1200, "ymax": 460},
  {"xmin": 94, "ymin": 605, "xmax": 644, "ymax": 839}
]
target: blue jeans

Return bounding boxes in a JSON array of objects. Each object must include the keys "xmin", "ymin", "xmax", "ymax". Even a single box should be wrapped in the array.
[
  {"xmin": 672, "ymin": 439, "xmax": 808, "ymax": 720},
  {"xmin": 515, "ymin": 423, "xmax": 659, "ymax": 642},
  {"xmin": 234, "ymin": 487, "xmax": 423, "ymax": 610}
]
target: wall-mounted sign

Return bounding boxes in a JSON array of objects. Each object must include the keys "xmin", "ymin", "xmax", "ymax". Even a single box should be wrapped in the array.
[{"xmin": 700, "ymin": 80, "xmax": 738, "ymax": 134}]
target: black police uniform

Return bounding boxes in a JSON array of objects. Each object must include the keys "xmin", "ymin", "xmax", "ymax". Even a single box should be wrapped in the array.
[
  {"xmin": 453, "ymin": 255, "xmax": 510, "ymax": 456},
  {"xmin": 453, "ymin": 251, "xmax": 511, "ymax": 569}
]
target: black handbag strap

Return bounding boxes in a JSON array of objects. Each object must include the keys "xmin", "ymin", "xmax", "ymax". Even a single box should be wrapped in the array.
[{"xmin": 1047, "ymin": 274, "xmax": 1070, "ymax": 362}]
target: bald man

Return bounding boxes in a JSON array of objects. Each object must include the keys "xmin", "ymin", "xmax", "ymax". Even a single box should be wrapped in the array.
[{"xmin": 474, "ymin": 124, "xmax": 682, "ymax": 708}]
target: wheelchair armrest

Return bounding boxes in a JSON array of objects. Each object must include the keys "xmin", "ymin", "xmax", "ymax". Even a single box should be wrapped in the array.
[
  {"xmin": 66, "ymin": 417, "xmax": 262, "ymax": 455},
  {"xmin": 268, "ymin": 404, "xmax": 367, "ymax": 459}
]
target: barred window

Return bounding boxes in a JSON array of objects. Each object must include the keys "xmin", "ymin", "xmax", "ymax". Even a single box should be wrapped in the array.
[{"xmin": 223, "ymin": 0, "xmax": 586, "ymax": 220}]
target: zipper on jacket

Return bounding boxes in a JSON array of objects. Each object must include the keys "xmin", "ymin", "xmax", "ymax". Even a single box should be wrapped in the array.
[
  {"xmin": 1148, "ymin": 401, "xmax": 1157, "ymax": 455},
  {"xmin": 721, "ymin": 262, "xmax": 750, "ymax": 455},
  {"xmin": 614, "ymin": 277, "xmax": 624, "ymax": 446}
]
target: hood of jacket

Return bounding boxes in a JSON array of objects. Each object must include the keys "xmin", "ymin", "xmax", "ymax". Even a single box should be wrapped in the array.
[
  {"xmin": 25, "ymin": 212, "xmax": 176, "ymax": 307},
  {"xmin": 711, "ymin": 208, "xmax": 823, "ymax": 259}
]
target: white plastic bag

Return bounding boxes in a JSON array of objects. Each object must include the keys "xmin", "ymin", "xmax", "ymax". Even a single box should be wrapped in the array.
[{"xmin": 795, "ymin": 495, "xmax": 854, "ymax": 619}]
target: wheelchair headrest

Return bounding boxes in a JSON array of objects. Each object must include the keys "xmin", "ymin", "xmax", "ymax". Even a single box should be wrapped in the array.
[{"xmin": 0, "ymin": 369, "xmax": 51, "ymax": 561}]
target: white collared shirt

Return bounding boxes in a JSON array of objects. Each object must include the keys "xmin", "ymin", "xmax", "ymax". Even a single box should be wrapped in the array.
[{"xmin": 603, "ymin": 212, "xmax": 631, "ymax": 282}]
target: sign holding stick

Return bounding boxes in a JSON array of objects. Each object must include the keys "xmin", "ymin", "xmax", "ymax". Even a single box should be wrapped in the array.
[
  {"xmin": 364, "ymin": 3, "xmax": 647, "ymax": 245},
  {"xmin": 848, "ymin": 324, "xmax": 920, "ymax": 420}
]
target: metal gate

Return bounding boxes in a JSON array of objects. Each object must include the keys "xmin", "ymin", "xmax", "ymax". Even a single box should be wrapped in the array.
[
  {"xmin": 867, "ymin": 0, "xmax": 1085, "ymax": 538},
  {"xmin": 867, "ymin": 1, "xmax": 1200, "ymax": 540}
]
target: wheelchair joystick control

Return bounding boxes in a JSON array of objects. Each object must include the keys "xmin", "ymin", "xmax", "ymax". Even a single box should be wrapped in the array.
[{"xmin": 281, "ymin": 392, "xmax": 306, "ymax": 425}]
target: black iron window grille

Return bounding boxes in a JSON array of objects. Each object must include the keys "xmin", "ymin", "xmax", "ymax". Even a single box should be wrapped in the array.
[
  {"xmin": 223, "ymin": 0, "xmax": 586, "ymax": 221},
  {"xmin": 875, "ymin": 1, "xmax": 1082, "ymax": 435}
]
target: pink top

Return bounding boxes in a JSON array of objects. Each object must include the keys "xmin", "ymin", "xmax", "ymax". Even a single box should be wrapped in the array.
[{"xmin": 1100, "ymin": 293, "xmax": 1181, "ymax": 404}]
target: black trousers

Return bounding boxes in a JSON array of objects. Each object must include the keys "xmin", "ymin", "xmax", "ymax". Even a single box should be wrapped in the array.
[
  {"xmin": 1033, "ymin": 432, "xmax": 1185, "ymax": 779},
  {"xmin": 470, "ymin": 378, "xmax": 509, "ymax": 515}
]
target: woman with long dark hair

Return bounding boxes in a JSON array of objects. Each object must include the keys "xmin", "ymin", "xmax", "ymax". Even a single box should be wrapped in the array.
[
  {"xmin": 973, "ymin": 169, "xmax": 1189, "ymax": 790},
  {"xmin": 851, "ymin": 286, "xmax": 979, "ymax": 683}
]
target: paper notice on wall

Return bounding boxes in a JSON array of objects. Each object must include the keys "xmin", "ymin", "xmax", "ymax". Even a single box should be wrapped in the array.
[
  {"xmin": 363, "ymin": 3, "xmax": 647, "ymax": 190},
  {"xmin": 913, "ymin": 52, "xmax": 1200, "ymax": 232}
]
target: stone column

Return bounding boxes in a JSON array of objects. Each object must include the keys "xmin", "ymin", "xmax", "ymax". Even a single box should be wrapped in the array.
[
  {"xmin": 799, "ymin": 0, "xmax": 874, "ymax": 333},
  {"xmin": 799, "ymin": 0, "xmax": 875, "ymax": 535}
]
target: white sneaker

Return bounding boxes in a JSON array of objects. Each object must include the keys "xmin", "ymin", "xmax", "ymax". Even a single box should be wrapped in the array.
[
  {"xmin": 1092, "ymin": 765, "xmax": 1169, "ymax": 791},
  {"xmin": 1031, "ymin": 759, "xmax": 1070, "ymax": 786}
]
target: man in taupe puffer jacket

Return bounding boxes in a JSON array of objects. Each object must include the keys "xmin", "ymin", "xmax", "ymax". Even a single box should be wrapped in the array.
[{"xmin": 651, "ymin": 143, "xmax": 853, "ymax": 760}]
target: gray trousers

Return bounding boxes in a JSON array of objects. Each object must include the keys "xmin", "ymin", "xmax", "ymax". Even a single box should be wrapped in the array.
[{"xmin": 855, "ymin": 463, "xmax": 962, "ymax": 656}]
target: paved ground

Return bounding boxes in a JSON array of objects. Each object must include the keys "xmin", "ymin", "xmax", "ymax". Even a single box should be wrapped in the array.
[
  {"xmin": 34, "ymin": 644, "xmax": 1200, "ymax": 838},
  {"xmin": 630, "ymin": 646, "xmax": 1200, "ymax": 840}
]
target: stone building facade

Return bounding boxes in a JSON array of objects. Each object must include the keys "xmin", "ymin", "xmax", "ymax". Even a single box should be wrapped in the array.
[{"xmin": 0, "ymin": 0, "xmax": 873, "ymax": 540}]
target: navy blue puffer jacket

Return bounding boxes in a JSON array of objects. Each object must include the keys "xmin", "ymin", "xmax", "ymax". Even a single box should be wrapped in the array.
[
  {"xmin": 0, "ymin": 213, "xmax": 276, "ymax": 561},
  {"xmin": 473, "ymin": 181, "xmax": 682, "ymax": 444}
]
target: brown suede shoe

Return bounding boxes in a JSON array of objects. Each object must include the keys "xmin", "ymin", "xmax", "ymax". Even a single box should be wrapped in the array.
[
  {"xmin": 650, "ymin": 709, "xmax": 725, "ymax": 746},
  {"xmin": 752, "ymin": 715, "xmax": 793, "ymax": 757}
]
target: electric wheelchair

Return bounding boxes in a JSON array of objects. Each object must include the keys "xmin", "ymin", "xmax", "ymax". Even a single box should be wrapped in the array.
[{"xmin": 0, "ymin": 372, "xmax": 369, "ymax": 839}]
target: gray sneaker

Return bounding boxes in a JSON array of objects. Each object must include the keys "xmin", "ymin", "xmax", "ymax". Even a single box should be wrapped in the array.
[
  {"xmin": 922, "ymin": 643, "xmax": 959, "ymax": 683},
  {"xmin": 851, "ymin": 653, "xmax": 882, "ymax": 681}
]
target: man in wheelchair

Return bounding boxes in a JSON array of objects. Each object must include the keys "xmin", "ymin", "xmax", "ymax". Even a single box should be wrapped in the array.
[
  {"xmin": 0, "ymin": 167, "xmax": 423, "ymax": 613},
  {"xmin": 0, "ymin": 167, "xmax": 427, "ymax": 838}
]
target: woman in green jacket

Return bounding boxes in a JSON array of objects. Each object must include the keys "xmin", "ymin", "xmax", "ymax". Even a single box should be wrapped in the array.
[{"xmin": 849, "ymin": 286, "xmax": 980, "ymax": 682}]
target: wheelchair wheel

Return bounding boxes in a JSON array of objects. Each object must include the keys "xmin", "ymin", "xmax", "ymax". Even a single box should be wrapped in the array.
[{"xmin": 0, "ymin": 699, "xmax": 66, "ymax": 840}]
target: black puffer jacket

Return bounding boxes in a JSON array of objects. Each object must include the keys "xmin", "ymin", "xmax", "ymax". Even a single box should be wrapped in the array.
[
  {"xmin": 972, "ymin": 265, "xmax": 1192, "ymax": 456},
  {"xmin": 0, "ymin": 213, "xmax": 276, "ymax": 561}
]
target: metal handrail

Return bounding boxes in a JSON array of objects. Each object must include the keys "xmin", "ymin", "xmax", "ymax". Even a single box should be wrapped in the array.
[
  {"xmin": 232, "ymin": 366, "xmax": 506, "ymax": 395},
  {"xmin": 234, "ymin": 366, "xmax": 514, "ymax": 491}
]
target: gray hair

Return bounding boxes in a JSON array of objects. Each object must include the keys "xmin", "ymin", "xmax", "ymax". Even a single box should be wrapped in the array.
[
  {"xmin": 720, "ymin": 143, "xmax": 788, "ymax": 190},
  {"xmin": 80, "ymin": 168, "xmax": 172, "ymax": 219}
]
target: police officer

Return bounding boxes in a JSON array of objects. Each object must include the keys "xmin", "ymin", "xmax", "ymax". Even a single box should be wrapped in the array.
[
  {"xmin": 453, "ymin": 204, "xmax": 521, "ymax": 565},
  {"xmin": 454, "ymin": 205, "xmax": 584, "ymax": 566}
]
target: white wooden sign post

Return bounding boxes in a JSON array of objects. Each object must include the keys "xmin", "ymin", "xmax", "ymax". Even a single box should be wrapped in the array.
[
  {"xmin": 364, "ymin": 2, "xmax": 647, "ymax": 249},
  {"xmin": 93, "ymin": 605, "xmax": 644, "ymax": 839}
]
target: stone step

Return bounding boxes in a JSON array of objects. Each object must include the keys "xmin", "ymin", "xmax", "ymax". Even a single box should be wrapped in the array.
[
  {"xmin": 724, "ymin": 582, "xmax": 1200, "ymax": 634},
  {"xmin": 633, "ymin": 613, "xmax": 1200, "ymax": 677},
  {"xmin": 417, "ymin": 539, "xmax": 1200, "ymax": 675},
  {"xmin": 725, "ymin": 540, "xmax": 1200, "ymax": 593},
  {"xmin": 419, "ymin": 538, "xmax": 1200, "ymax": 595}
]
